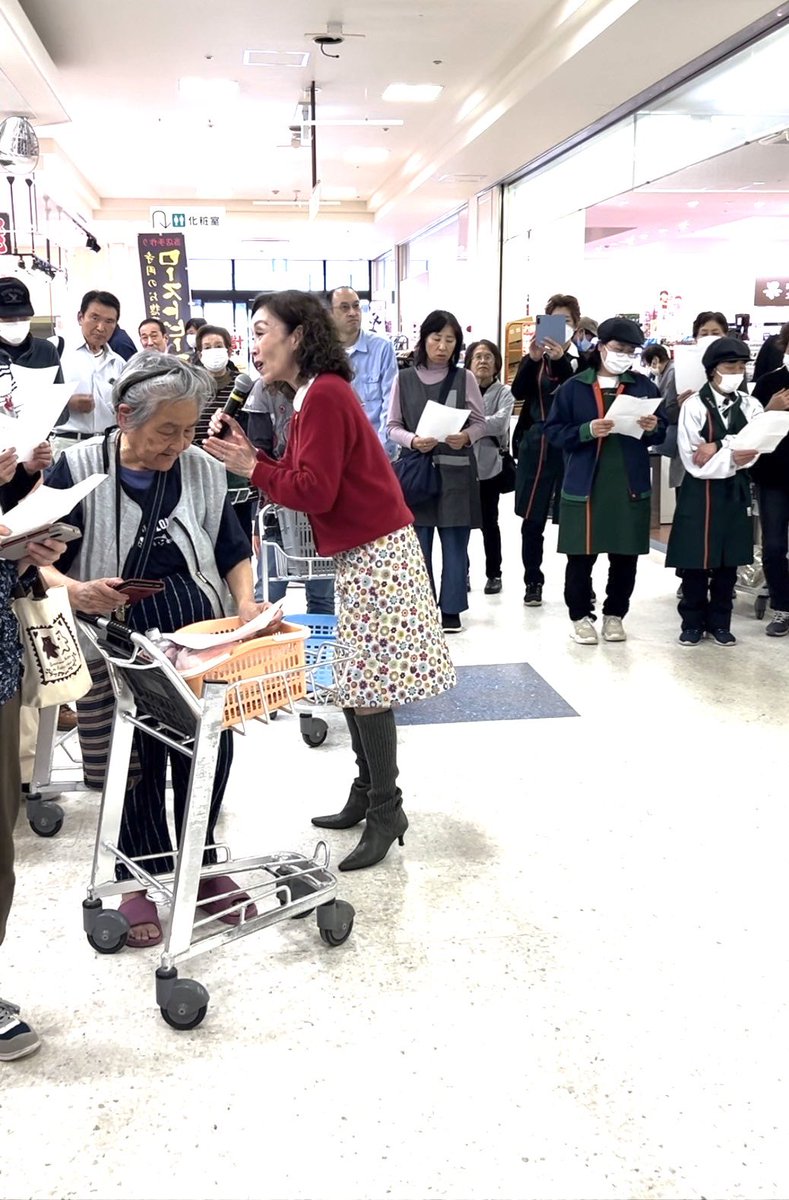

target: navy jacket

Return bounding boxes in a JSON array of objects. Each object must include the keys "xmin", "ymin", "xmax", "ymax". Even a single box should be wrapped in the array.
[{"xmin": 544, "ymin": 368, "xmax": 666, "ymax": 501}]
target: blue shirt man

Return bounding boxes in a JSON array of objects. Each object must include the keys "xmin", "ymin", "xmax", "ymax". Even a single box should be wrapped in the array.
[{"xmin": 329, "ymin": 287, "xmax": 398, "ymax": 458}]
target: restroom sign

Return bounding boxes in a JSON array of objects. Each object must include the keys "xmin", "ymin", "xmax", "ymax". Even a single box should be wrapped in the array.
[{"xmin": 150, "ymin": 206, "xmax": 225, "ymax": 232}]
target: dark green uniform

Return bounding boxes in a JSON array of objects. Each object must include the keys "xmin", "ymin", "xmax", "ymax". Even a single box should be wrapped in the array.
[
  {"xmin": 666, "ymin": 385, "xmax": 754, "ymax": 570},
  {"xmin": 558, "ymin": 386, "xmax": 651, "ymax": 556}
]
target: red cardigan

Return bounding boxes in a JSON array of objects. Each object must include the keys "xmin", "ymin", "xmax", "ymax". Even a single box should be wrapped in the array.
[{"xmin": 251, "ymin": 373, "xmax": 414, "ymax": 556}]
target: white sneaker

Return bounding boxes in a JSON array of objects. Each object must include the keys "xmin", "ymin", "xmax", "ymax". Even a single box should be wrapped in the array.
[
  {"xmin": 602, "ymin": 616, "xmax": 627, "ymax": 642},
  {"xmin": 0, "ymin": 999, "xmax": 41, "ymax": 1062},
  {"xmin": 570, "ymin": 616, "xmax": 598, "ymax": 645}
]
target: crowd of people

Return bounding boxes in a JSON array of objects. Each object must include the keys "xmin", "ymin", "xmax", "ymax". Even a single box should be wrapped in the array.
[{"xmin": 1, "ymin": 270, "xmax": 787, "ymax": 1062}]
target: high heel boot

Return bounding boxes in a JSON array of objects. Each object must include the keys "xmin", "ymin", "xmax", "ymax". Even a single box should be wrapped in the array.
[
  {"xmin": 338, "ymin": 709, "xmax": 408, "ymax": 872},
  {"xmin": 311, "ymin": 708, "xmax": 370, "ymax": 830}
]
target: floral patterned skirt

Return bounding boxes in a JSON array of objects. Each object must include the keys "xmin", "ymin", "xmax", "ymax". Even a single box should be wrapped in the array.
[{"xmin": 334, "ymin": 524, "xmax": 457, "ymax": 709}]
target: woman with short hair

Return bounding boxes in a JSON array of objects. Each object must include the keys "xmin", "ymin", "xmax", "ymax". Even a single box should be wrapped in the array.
[
  {"xmin": 465, "ymin": 339, "xmax": 514, "ymax": 595},
  {"xmin": 206, "ymin": 290, "xmax": 456, "ymax": 872},
  {"xmin": 193, "ymin": 323, "xmax": 253, "ymax": 540},
  {"xmin": 43, "ymin": 351, "xmax": 262, "ymax": 946}
]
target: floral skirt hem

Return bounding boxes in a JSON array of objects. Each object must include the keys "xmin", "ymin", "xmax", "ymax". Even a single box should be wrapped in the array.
[{"xmin": 334, "ymin": 525, "xmax": 457, "ymax": 709}]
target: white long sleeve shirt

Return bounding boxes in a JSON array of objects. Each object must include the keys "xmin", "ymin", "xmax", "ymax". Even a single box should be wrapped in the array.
[
  {"xmin": 677, "ymin": 388, "xmax": 763, "ymax": 480},
  {"xmin": 57, "ymin": 342, "xmax": 125, "ymax": 434}
]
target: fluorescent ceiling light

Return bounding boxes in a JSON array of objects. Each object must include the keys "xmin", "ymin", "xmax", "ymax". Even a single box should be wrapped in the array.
[
  {"xmin": 243, "ymin": 49, "xmax": 310, "ymax": 67},
  {"xmin": 382, "ymin": 83, "xmax": 443, "ymax": 103},
  {"xmin": 300, "ymin": 118, "xmax": 403, "ymax": 127},
  {"xmin": 252, "ymin": 198, "xmax": 341, "ymax": 207},
  {"xmin": 343, "ymin": 147, "xmax": 390, "ymax": 165},
  {"xmin": 179, "ymin": 77, "xmax": 239, "ymax": 102}
]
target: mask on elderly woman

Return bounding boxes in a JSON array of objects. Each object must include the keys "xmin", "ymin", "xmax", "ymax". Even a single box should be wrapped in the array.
[{"xmin": 200, "ymin": 347, "xmax": 229, "ymax": 373}]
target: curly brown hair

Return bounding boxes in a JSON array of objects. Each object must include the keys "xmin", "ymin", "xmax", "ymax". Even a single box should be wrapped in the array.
[{"xmin": 251, "ymin": 290, "xmax": 353, "ymax": 383}]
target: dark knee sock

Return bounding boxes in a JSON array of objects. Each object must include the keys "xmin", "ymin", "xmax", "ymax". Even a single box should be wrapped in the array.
[
  {"xmin": 343, "ymin": 708, "xmax": 370, "ymax": 788},
  {"xmin": 354, "ymin": 709, "xmax": 401, "ymax": 819}
]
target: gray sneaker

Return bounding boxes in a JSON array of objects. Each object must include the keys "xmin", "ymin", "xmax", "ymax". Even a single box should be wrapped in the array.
[
  {"xmin": 0, "ymin": 999, "xmax": 41, "ymax": 1062},
  {"xmin": 570, "ymin": 616, "xmax": 598, "ymax": 645},
  {"xmin": 766, "ymin": 611, "xmax": 789, "ymax": 638}
]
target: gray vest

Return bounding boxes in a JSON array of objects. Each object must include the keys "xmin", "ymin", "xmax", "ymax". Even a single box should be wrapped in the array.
[
  {"xmin": 398, "ymin": 368, "xmax": 480, "ymax": 528},
  {"xmin": 64, "ymin": 432, "xmax": 232, "ymax": 643}
]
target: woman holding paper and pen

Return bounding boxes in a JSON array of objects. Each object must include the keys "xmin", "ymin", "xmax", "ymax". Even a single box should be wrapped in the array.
[
  {"xmin": 544, "ymin": 318, "xmax": 666, "ymax": 645},
  {"xmin": 666, "ymin": 337, "xmax": 762, "ymax": 647},
  {"xmin": 387, "ymin": 310, "xmax": 486, "ymax": 634}
]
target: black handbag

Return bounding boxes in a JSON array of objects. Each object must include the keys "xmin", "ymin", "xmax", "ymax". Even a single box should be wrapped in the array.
[
  {"xmin": 392, "ymin": 367, "xmax": 459, "ymax": 507},
  {"xmin": 498, "ymin": 451, "xmax": 516, "ymax": 493}
]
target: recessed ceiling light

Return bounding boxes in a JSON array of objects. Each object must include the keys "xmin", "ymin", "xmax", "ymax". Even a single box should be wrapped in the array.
[
  {"xmin": 382, "ymin": 83, "xmax": 443, "ymax": 103},
  {"xmin": 243, "ymin": 49, "xmax": 310, "ymax": 67},
  {"xmin": 687, "ymin": 200, "xmax": 700, "ymax": 208},
  {"xmin": 343, "ymin": 147, "xmax": 390, "ymax": 165},
  {"xmin": 178, "ymin": 77, "xmax": 239, "ymax": 102},
  {"xmin": 752, "ymin": 181, "xmax": 766, "ymax": 186}
]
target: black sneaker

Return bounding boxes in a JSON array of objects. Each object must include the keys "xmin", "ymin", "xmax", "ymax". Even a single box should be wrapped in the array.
[
  {"xmin": 678, "ymin": 628, "xmax": 703, "ymax": 647},
  {"xmin": 484, "ymin": 577, "xmax": 502, "ymax": 595},
  {"xmin": 766, "ymin": 611, "xmax": 789, "ymax": 637},
  {"xmin": 441, "ymin": 612, "xmax": 462, "ymax": 633},
  {"xmin": 523, "ymin": 584, "xmax": 543, "ymax": 607},
  {"xmin": 710, "ymin": 628, "xmax": 736, "ymax": 647}
]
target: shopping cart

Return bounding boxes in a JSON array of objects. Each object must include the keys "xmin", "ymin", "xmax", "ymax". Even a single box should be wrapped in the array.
[
  {"xmin": 259, "ymin": 505, "xmax": 338, "ymax": 749},
  {"xmin": 77, "ymin": 615, "xmax": 356, "ymax": 1031},
  {"xmin": 25, "ymin": 705, "xmax": 89, "ymax": 837},
  {"xmin": 736, "ymin": 489, "xmax": 770, "ymax": 619}
]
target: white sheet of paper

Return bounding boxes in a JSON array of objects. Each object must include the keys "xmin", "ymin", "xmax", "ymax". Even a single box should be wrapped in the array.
[
  {"xmin": 604, "ymin": 393, "xmax": 661, "ymax": 438},
  {"xmin": 728, "ymin": 411, "xmax": 789, "ymax": 454},
  {"xmin": 673, "ymin": 344, "xmax": 707, "ymax": 395},
  {"xmin": 415, "ymin": 400, "xmax": 469, "ymax": 440},
  {"xmin": 10, "ymin": 363, "xmax": 59, "ymax": 390},
  {"xmin": 0, "ymin": 474, "xmax": 107, "ymax": 534},
  {"xmin": 167, "ymin": 605, "xmax": 287, "ymax": 650},
  {"xmin": 0, "ymin": 384, "xmax": 73, "ymax": 459}
]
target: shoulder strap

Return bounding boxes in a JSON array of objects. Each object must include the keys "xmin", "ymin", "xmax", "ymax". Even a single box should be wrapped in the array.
[{"xmin": 437, "ymin": 366, "xmax": 458, "ymax": 406}]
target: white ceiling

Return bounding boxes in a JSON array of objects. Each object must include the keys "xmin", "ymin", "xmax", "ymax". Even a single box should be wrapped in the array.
[{"xmin": 3, "ymin": 0, "xmax": 786, "ymax": 253}]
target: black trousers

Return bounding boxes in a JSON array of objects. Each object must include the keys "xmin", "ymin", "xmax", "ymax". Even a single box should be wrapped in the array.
[
  {"xmin": 0, "ymin": 691, "xmax": 20, "ymax": 947},
  {"xmin": 679, "ymin": 566, "xmax": 737, "ymax": 632},
  {"xmin": 521, "ymin": 517, "xmax": 547, "ymax": 586},
  {"xmin": 565, "ymin": 554, "xmax": 638, "ymax": 621},
  {"xmin": 758, "ymin": 485, "xmax": 789, "ymax": 612},
  {"xmin": 479, "ymin": 477, "xmax": 502, "ymax": 579}
]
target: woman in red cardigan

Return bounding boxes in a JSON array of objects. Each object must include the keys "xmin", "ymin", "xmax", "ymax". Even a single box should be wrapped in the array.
[{"xmin": 205, "ymin": 290, "xmax": 456, "ymax": 871}]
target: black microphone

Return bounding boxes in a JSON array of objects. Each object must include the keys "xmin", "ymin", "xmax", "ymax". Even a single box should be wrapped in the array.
[{"xmin": 215, "ymin": 372, "xmax": 254, "ymax": 439}]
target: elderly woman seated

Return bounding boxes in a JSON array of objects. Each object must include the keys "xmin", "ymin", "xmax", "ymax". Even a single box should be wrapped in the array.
[{"xmin": 42, "ymin": 351, "xmax": 264, "ymax": 948}]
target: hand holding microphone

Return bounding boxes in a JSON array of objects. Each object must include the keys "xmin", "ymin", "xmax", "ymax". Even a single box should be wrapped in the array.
[
  {"xmin": 204, "ymin": 372, "xmax": 259, "ymax": 477},
  {"xmin": 213, "ymin": 372, "xmax": 254, "ymax": 439}
]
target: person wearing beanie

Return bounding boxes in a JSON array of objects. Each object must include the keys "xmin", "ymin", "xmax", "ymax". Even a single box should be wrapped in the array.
[
  {"xmin": 666, "ymin": 337, "xmax": 764, "ymax": 647},
  {"xmin": 0, "ymin": 277, "xmax": 63, "ymax": 412},
  {"xmin": 544, "ymin": 317, "xmax": 666, "ymax": 644},
  {"xmin": 511, "ymin": 293, "xmax": 581, "ymax": 608}
]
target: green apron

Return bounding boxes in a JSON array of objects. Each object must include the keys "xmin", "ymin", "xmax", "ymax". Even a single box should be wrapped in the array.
[
  {"xmin": 666, "ymin": 384, "xmax": 753, "ymax": 570},
  {"xmin": 558, "ymin": 385, "xmax": 651, "ymax": 556}
]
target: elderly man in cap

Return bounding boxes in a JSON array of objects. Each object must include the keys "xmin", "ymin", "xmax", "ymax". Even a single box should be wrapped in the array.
[
  {"xmin": 667, "ymin": 337, "xmax": 764, "ymax": 647},
  {"xmin": 545, "ymin": 317, "xmax": 667, "ymax": 644},
  {"xmin": 0, "ymin": 277, "xmax": 63, "ymax": 413}
]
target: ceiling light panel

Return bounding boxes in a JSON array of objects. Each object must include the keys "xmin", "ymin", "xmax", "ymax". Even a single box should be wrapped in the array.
[
  {"xmin": 243, "ymin": 50, "xmax": 310, "ymax": 68},
  {"xmin": 382, "ymin": 83, "xmax": 443, "ymax": 103}
]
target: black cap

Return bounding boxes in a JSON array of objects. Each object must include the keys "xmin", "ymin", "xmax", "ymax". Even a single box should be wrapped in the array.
[
  {"xmin": 0, "ymin": 276, "xmax": 33, "ymax": 318},
  {"xmin": 701, "ymin": 336, "xmax": 750, "ymax": 371},
  {"xmin": 597, "ymin": 317, "xmax": 645, "ymax": 348}
]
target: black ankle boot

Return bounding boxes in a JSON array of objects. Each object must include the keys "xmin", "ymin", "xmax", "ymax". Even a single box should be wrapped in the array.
[
  {"xmin": 338, "ymin": 793, "xmax": 408, "ymax": 871},
  {"xmin": 311, "ymin": 782, "xmax": 369, "ymax": 830}
]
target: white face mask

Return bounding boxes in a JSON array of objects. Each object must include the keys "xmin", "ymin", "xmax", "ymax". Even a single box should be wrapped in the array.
[
  {"xmin": 186, "ymin": 334, "xmax": 197, "ymax": 350},
  {"xmin": 0, "ymin": 319, "xmax": 30, "ymax": 346},
  {"xmin": 783, "ymin": 353, "xmax": 789, "ymax": 371},
  {"xmin": 601, "ymin": 348, "xmax": 633, "ymax": 376},
  {"xmin": 200, "ymin": 347, "xmax": 229, "ymax": 372},
  {"xmin": 716, "ymin": 372, "xmax": 744, "ymax": 394}
]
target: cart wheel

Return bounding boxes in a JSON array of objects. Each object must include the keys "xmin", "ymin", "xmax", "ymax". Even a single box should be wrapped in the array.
[
  {"xmin": 160, "ymin": 980, "xmax": 209, "ymax": 1030},
  {"xmin": 319, "ymin": 899, "xmax": 355, "ymax": 947},
  {"xmin": 302, "ymin": 719, "xmax": 328, "ymax": 748},
  {"xmin": 28, "ymin": 801, "xmax": 64, "ymax": 838},
  {"xmin": 86, "ymin": 909, "xmax": 129, "ymax": 955},
  {"xmin": 755, "ymin": 595, "xmax": 767, "ymax": 620},
  {"xmin": 270, "ymin": 711, "xmax": 279, "ymax": 720}
]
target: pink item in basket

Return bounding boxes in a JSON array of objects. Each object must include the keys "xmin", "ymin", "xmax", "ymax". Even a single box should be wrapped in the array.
[{"xmin": 175, "ymin": 645, "xmax": 234, "ymax": 679}]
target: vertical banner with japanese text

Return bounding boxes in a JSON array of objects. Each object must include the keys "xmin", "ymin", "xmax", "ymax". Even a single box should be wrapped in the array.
[{"xmin": 137, "ymin": 233, "xmax": 190, "ymax": 352}]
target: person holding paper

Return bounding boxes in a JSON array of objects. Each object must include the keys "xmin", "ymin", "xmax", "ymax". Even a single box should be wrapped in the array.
[
  {"xmin": 42, "ymin": 352, "xmax": 262, "ymax": 948},
  {"xmin": 511, "ymin": 294, "xmax": 581, "ymax": 607},
  {"xmin": 666, "ymin": 338, "xmax": 762, "ymax": 647},
  {"xmin": 205, "ymin": 290, "xmax": 456, "ymax": 872},
  {"xmin": 544, "ymin": 318, "xmax": 666, "ymax": 645},
  {"xmin": 751, "ymin": 328, "xmax": 789, "ymax": 636},
  {"xmin": 387, "ymin": 309, "xmax": 486, "ymax": 633},
  {"xmin": 0, "ymin": 277, "xmax": 63, "ymax": 415}
]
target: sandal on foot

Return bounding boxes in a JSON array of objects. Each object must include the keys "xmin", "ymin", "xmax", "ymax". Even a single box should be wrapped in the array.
[
  {"xmin": 197, "ymin": 875, "xmax": 257, "ymax": 926},
  {"xmin": 118, "ymin": 894, "xmax": 163, "ymax": 949}
]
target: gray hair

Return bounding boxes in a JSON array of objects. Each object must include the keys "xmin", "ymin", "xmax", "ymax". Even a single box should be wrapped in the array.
[{"xmin": 113, "ymin": 350, "xmax": 216, "ymax": 428}]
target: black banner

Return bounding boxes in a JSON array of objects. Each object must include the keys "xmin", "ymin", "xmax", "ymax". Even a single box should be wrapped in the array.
[
  {"xmin": 0, "ymin": 213, "xmax": 11, "ymax": 255},
  {"xmin": 137, "ymin": 233, "xmax": 191, "ymax": 352}
]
